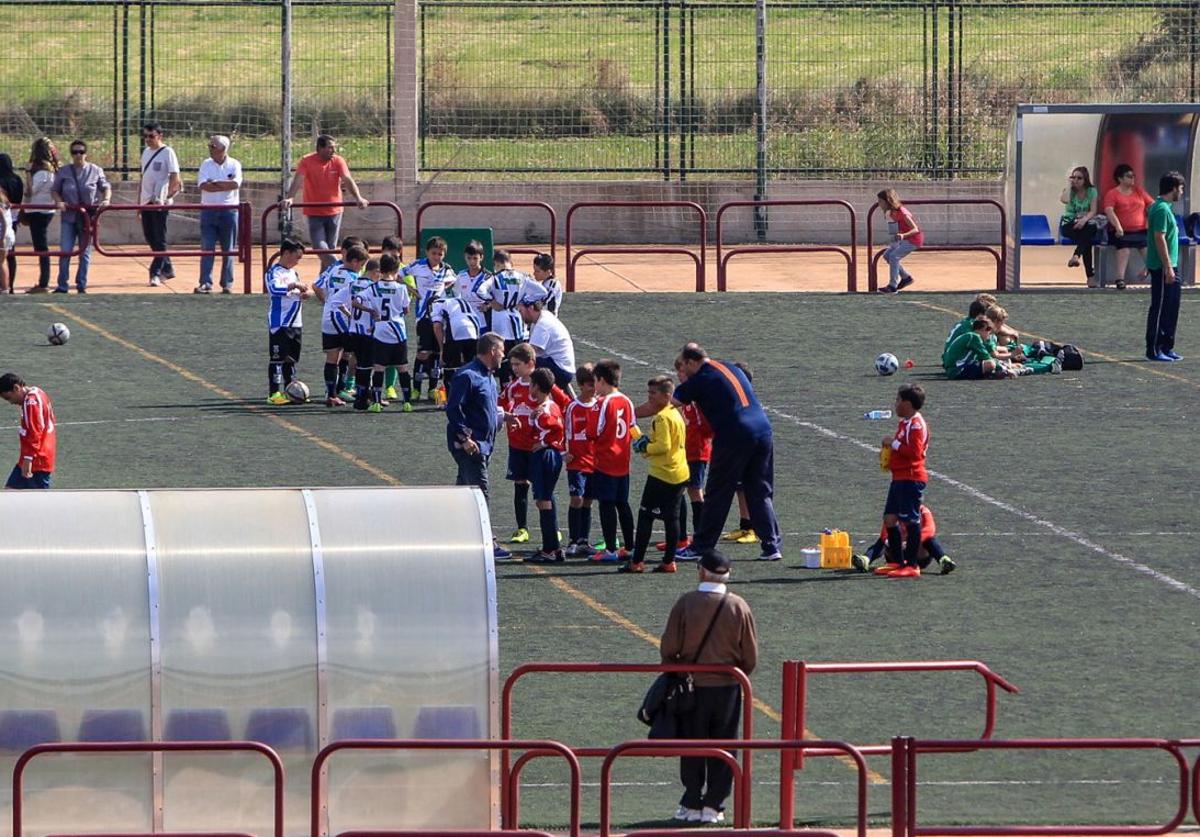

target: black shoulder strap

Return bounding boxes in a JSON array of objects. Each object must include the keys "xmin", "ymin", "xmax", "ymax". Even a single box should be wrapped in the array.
[
  {"xmin": 142, "ymin": 146, "xmax": 166, "ymax": 175},
  {"xmin": 691, "ymin": 593, "xmax": 728, "ymax": 663}
]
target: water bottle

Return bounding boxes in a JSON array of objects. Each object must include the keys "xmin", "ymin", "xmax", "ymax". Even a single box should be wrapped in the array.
[{"xmin": 862, "ymin": 409, "xmax": 893, "ymax": 420}]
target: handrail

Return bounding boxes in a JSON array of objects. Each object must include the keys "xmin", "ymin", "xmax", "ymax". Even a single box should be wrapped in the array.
[
  {"xmin": 260, "ymin": 200, "xmax": 404, "ymax": 269},
  {"xmin": 416, "ymin": 201, "xmax": 557, "ymax": 263},
  {"xmin": 865, "ymin": 198, "xmax": 1006, "ymax": 292},
  {"xmin": 564, "ymin": 201, "xmax": 707, "ymax": 292},
  {"xmin": 312, "ymin": 738, "xmax": 582, "ymax": 837},
  {"xmin": 715, "ymin": 200, "xmax": 859, "ymax": 292},
  {"xmin": 600, "ymin": 739, "xmax": 868, "ymax": 837},
  {"xmin": 894, "ymin": 736, "xmax": 1191, "ymax": 837},
  {"xmin": 13, "ymin": 741, "xmax": 285, "ymax": 837},
  {"xmin": 7, "ymin": 203, "xmax": 91, "ymax": 258},
  {"xmin": 501, "ymin": 662, "xmax": 754, "ymax": 828}
]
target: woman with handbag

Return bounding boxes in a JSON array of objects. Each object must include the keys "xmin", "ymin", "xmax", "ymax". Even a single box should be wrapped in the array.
[
  {"xmin": 50, "ymin": 139, "xmax": 110, "ymax": 294},
  {"xmin": 23, "ymin": 138, "xmax": 58, "ymax": 293},
  {"xmin": 0, "ymin": 154, "xmax": 23, "ymax": 293}
]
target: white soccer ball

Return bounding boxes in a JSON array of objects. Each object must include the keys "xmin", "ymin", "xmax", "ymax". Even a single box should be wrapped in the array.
[
  {"xmin": 47, "ymin": 323, "xmax": 70, "ymax": 346},
  {"xmin": 875, "ymin": 352, "xmax": 899, "ymax": 376},
  {"xmin": 285, "ymin": 379, "xmax": 310, "ymax": 403}
]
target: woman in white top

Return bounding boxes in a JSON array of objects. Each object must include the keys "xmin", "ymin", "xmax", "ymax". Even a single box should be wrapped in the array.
[
  {"xmin": 23, "ymin": 137, "xmax": 58, "ymax": 293},
  {"xmin": 0, "ymin": 153, "xmax": 23, "ymax": 293}
]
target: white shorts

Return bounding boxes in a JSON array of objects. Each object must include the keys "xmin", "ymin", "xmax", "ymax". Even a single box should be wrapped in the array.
[{"xmin": 2, "ymin": 227, "xmax": 14, "ymax": 251}]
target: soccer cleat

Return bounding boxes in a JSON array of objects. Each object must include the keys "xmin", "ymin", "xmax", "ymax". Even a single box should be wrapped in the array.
[
  {"xmin": 895, "ymin": 275, "xmax": 915, "ymax": 291},
  {"xmin": 735, "ymin": 530, "xmax": 760, "ymax": 544},
  {"xmin": 385, "ymin": 385, "xmax": 399, "ymax": 400},
  {"xmin": 1166, "ymin": 350, "xmax": 1183, "ymax": 361},
  {"xmin": 873, "ymin": 562, "xmax": 903, "ymax": 576},
  {"xmin": 618, "ymin": 548, "xmax": 631, "ymax": 559},
  {"xmin": 674, "ymin": 546, "xmax": 700, "ymax": 561},
  {"xmin": 723, "ymin": 528, "xmax": 750, "ymax": 542},
  {"xmin": 594, "ymin": 536, "xmax": 621, "ymax": 550},
  {"xmin": 401, "ymin": 401, "xmax": 414, "ymax": 413},
  {"xmin": 652, "ymin": 562, "xmax": 677, "ymax": 574},
  {"xmin": 673, "ymin": 806, "xmax": 701, "ymax": 823},
  {"xmin": 656, "ymin": 538, "xmax": 691, "ymax": 552},
  {"xmin": 338, "ymin": 388, "xmax": 356, "ymax": 401},
  {"xmin": 509, "ymin": 528, "xmax": 531, "ymax": 544},
  {"xmin": 379, "ymin": 398, "xmax": 390, "ymax": 407},
  {"xmin": 563, "ymin": 541, "xmax": 583, "ymax": 558},
  {"xmin": 366, "ymin": 402, "xmax": 383, "ymax": 413},
  {"xmin": 850, "ymin": 553, "xmax": 871, "ymax": 573},
  {"xmin": 616, "ymin": 561, "xmax": 646, "ymax": 573},
  {"xmin": 758, "ymin": 551, "xmax": 782, "ymax": 561},
  {"xmin": 325, "ymin": 396, "xmax": 346, "ymax": 407},
  {"xmin": 493, "ymin": 543, "xmax": 513, "ymax": 560},
  {"xmin": 267, "ymin": 392, "xmax": 289, "ymax": 406},
  {"xmin": 590, "ymin": 550, "xmax": 620, "ymax": 564},
  {"xmin": 890, "ymin": 564, "xmax": 921, "ymax": 578},
  {"xmin": 939, "ymin": 555, "xmax": 957, "ymax": 575},
  {"xmin": 529, "ymin": 550, "xmax": 562, "ymax": 564},
  {"xmin": 700, "ymin": 807, "xmax": 725, "ymax": 824}
]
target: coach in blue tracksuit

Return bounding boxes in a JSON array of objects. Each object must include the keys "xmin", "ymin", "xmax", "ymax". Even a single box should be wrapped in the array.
[{"xmin": 674, "ymin": 343, "xmax": 782, "ymax": 560}]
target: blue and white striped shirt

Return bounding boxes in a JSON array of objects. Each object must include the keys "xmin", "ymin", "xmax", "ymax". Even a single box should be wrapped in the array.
[{"xmin": 266, "ymin": 264, "xmax": 303, "ymax": 332}]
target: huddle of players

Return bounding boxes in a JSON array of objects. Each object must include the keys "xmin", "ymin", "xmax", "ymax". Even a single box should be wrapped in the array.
[
  {"xmin": 265, "ymin": 234, "xmax": 561, "ymax": 409},
  {"xmin": 499, "ymin": 350, "xmax": 716, "ymax": 570},
  {"xmin": 941, "ymin": 293, "xmax": 1064, "ymax": 379}
]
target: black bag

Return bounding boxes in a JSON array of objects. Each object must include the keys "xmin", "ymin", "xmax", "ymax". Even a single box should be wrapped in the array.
[
  {"xmin": 638, "ymin": 594, "xmax": 728, "ymax": 737},
  {"xmin": 1057, "ymin": 344, "xmax": 1084, "ymax": 371}
]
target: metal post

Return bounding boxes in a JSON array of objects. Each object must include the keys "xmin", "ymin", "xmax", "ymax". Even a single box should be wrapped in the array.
[
  {"xmin": 654, "ymin": 6, "xmax": 661, "ymax": 172},
  {"xmin": 138, "ymin": 0, "xmax": 146, "ymax": 130},
  {"xmin": 112, "ymin": 5, "xmax": 118, "ymax": 173},
  {"xmin": 148, "ymin": 0, "xmax": 155, "ymax": 112},
  {"xmin": 280, "ymin": 0, "xmax": 294, "ymax": 235},
  {"xmin": 678, "ymin": 0, "xmax": 686, "ymax": 183},
  {"xmin": 754, "ymin": 0, "xmax": 767, "ymax": 240},
  {"xmin": 386, "ymin": 5, "xmax": 394, "ymax": 171},
  {"xmin": 662, "ymin": 0, "xmax": 671, "ymax": 181},
  {"xmin": 121, "ymin": 0, "xmax": 130, "ymax": 179},
  {"xmin": 946, "ymin": 0, "xmax": 955, "ymax": 177},
  {"xmin": 688, "ymin": 6, "xmax": 696, "ymax": 171},
  {"xmin": 890, "ymin": 736, "xmax": 907, "ymax": 837},
  {"xmin": 419, "ymin": 4, "xmax": 427, "ymax": 171}
]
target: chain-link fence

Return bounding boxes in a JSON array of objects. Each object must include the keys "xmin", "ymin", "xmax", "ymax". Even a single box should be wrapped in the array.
[{"xmin": 1, "ymin": 0, "xmax": 1196, "ymax": 181}]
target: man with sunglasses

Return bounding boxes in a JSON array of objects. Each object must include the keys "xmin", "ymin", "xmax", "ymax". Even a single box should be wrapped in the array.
[
  {"xmin": 195, "ymin": 134, "xmax": 242, "ymax": 294},
  {"xmin": 139, "ymin": 122, "xmax": 182, "ymax": 287},
  {"xmin": 50, "ymin": 140, "xmax": 110, "ymax": 294}
]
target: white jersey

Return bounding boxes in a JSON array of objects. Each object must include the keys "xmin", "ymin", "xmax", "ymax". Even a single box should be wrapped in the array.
[
  {"xmin": 266, "ymin": 264, "xmax": 303, "ymax": 331},
  {"xmin": 433, "ymin": 289, "xmax": 482, "ymax": 342},
  {"xmin": 340, "ymin": 275, "xmax": 376, "ymax": 336},
  {"xmin": 401, "ymin": 258, "xmax": 455, "ymax": 320},
  {"xmin": 541, "ymin": 276, "xmax": 564, "ymax": 314},
  {"xmin": 528, "ymin": 309, "xmax": 576, "ymax": 374},
  {"xmin": 455, "ymin": 268, "xmax": 493, "ymax": 322},
  {"xmin": 479, "ymin": 269, "xmax": 547, "ymax": 341},
  {"xmin": 359, "ymin": 279, "xmax": 410, "ymax": 344},
  {"xmin": 315, "ymin": 262, "xmax": 358, "ymax": 335}
]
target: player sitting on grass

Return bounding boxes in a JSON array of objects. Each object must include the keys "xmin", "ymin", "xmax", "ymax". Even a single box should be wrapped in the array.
[
  {"xmin": 620, "ymin": 376, "xmax": 690, "ymax": 574},
  {"xmin": 852, "ymin": 504, "xmax": 955, "ymax": 575},
  {"xmin": 588, "ymin": 360, "xmax": 639, "ymax": 563},
  {"xmin": 875, "ymin": 384, "xmax": 929, "ymax": 578},
  {"xmin": 943, "ymin": 318, "xmax": 1018, "ymax": 380},
  {"xmin": 401, "ymin": 236, "xmax": 455, "ymax": 404},
  {"xmin": 527, "ymin": 367, "xmax": 567, "ymax": 563},
  {"xmin": 986, "ymin": 304, "xmax": 1063, "ymax": 376},
  {"xmin": 943, "ymin": 292, "xmax": 998, "ymax": 355},
  {"xmin": 266, "ymin": 238, "xmax": 309, "ymax": 405},
  {"xmin": 353, "ymin": 254, "xmax": 413, "ymax": 413},
  {"xmin": 564, "ymin": 363, "xmax": 598, "ymax": 556},
  {"xmin": 314, "ymin": 243, "xmax": 368, "ymax": 406}
]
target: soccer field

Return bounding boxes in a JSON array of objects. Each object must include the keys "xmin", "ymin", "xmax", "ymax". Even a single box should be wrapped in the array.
[{"xmin": 4, "ymin": 290, "xmax": 1199, "ymax": 830}]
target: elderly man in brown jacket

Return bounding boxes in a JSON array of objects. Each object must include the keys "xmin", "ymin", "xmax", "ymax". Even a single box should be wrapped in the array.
[{"xmin": 660, "ymin": 548, "xmax": 758, "ymax": 825}]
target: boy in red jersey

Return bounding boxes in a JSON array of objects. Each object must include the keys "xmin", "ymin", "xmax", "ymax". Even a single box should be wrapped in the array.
[
  {"xmin": 499, "ymin": 343, "xmax": 538, "ymax": 543},
  {"xmin": 587, "ymin": 359, "xmax": 640, "ymax": 563},
  {"xmin": 875, "ymin": 384, "xmax": 929, "ymax": 578},
  {"xmin": 852, "ymin": 504, "xmax": 955, "ymax": 575},
  {"xmin": 563, "ymin": 363, "xmax": 598, "ymax": 556},
  {"xmin": 527, "ymin": 368, "xmax": 567, "ymax": 563},
  {"xmin": 0, "ymin": 373, "xmax": 56, "ymax": 489}
]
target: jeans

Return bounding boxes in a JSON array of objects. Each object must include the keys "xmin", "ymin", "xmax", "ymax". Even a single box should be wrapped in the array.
[
  {"xmin": 57, "ymin": 216, "xmax": 92, "ymax": 291},
  {"xmin": 199, "ymin": 208, "xmax": 238, "ymax": 288},
  {"xmin": 26, "ymin": 212, "xmax": 52, "ymax": 287},
  {"xmin": 883, "ymin": 239, "xmax": 917, "ymax": 285},
  {"xmin": 307, "ymin": 214, "xmax": 342, "ymax": 268},
  {"xmin": 451, "ymin": 444, "xmax": 491, "ymax": 504},
  {"xmin": 140, "ymin": 207, "xmax": 174, "ymax": 278},
  {"xmin": 1146, "ymin": 267, "xmax": 1182, "ymax": 355}
]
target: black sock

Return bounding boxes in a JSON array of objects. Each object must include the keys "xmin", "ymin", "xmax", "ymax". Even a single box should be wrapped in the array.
[
  {"xmin": 443, "ymin": 367, "xmax": 456, "ymax": 391},
  {"xmin": 323, "ymin": 362, "xmax": 338, "ymax": 398},
  {"xmin": 372, "ymin": 369, "xmax": 384, "ymax": 404},
  {"xmin": 739, "ymin": 516, "xmax": 752, "ymax": 531},
  {"xmin": 599, "ymin": 501, "xmax": 618, "ymax": 552},
  {"xmin": 678, "ymin": 495, "xmax": 689, "ymax": 540},
  {"xmin": 866, "ymin": 537, "xmax": 886, "ymax": 562},
  {"xmin": 539, "ymin": 508, "xmax": 559, "ymax": 552},
  {"xmin": 269, "ymin": 363, "xmax": 282, "ymax": 395},
  {"xmin": 690, "ymin": 500, "xmax": 704, "ymax": 542},
  {"xmin": 514, "ymin": 483, "xmax": 529, "ymax": 530},
  {"xmin": 886, "ymin": 525, "xmax": 903, "ymax": 564},
  {"xmin": 282, "ymin": 362, "xmax": 295, "ymax": 387},
  {"xmin": 903, "ymin": 521, "xmax": 922, "ymax": 566},
  {"xmin": 924, "ymin": 536, "xmax": 945, "ymax": 561},
  {"xmin": 633, "ymin": 507, "xmax": 655, "ymax": 563},
  {"xmin": 617, "ymin": 502, "xmax": 635, "ymax": 548},
  {"xmin": 568, "ymin": 506, "xmax": 580, "ymax": 542},
  {"xmin": 661, "ymin": 506, "xmax": 681, "ymax": 563},
  {"xmin": 355, "ymin": 366, "xmax": 372, "ymax": 406},
  {"xmin": 580, "ymin": 505, "xmax": 592, "ymax": 544},
  {"xmin": 336, "ymin": 358, "xmax": 349, "ymax": 391},
  {"xmin": 399, "ymin": 371, "xmax": 412, "ymax": 403}
]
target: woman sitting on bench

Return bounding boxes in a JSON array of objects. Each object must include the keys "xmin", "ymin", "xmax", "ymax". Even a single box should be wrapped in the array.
[
  {"xmin": 1101, "ymin": 164, "xmax": 1153, "ymax": 290},
  {"xmin": 1059, "ymin": 166, "xmax": 1102, "ymax": 288}
]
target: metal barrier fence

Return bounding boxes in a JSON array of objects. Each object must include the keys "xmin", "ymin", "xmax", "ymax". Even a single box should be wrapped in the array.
[
  {"xmin": 565, "ymin": 201, "xmax": 707, "ymax": 291},
  {"xmin": 7, "ymin": 205, "xmax": 89, "ymax": 260},
  {"xmin": 415, "ymin": 201, "xmax": 557, "ymax": 262},
  {"xmin": 866, "ymin": 199, "xmax": 1007, "ymax": 292},
  {"xmin": 715, "ymin": 200, "xmax": 858, "ymax": 292},
  {"xmin": 259, "ymin": 200, "xmax": 405, "ymax": 273}
]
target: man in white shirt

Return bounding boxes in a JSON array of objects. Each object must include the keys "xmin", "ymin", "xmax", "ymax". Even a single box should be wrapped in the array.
[
  {"xmin": 520, "ymin": 297, "xmax": 576, "ymax": 389},
  {"xmin": 195, "ymin": 134, "xmax": 242, "ymax": 294},
  {"xmin": 138, "ymin": 122, "xmax": 182, "ymax": 287}
]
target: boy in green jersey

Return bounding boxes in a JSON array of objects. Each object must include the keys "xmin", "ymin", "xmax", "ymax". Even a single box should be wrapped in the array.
[{"xmin": 943, "ymin": 318, "xmax": 1016, "ymax": 379}]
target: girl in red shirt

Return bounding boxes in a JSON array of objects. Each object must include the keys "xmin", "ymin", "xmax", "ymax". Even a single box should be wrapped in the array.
[{"xmin": 877, "ymin": 188, "xmax": 923, "ymax": 293}]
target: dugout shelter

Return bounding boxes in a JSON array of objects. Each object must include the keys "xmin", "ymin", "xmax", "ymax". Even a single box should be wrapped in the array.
[
  {"xmin": 0, "ymin": 487, "xmax": 498, "ymax": 837},
  {"xmin": 1007, "ymin": 103, "xmax": 1200, "ymax": 289}
]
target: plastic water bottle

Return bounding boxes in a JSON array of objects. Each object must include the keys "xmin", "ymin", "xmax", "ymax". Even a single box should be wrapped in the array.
[{"xmin": 862, "ymin": 409, "xmax": 892, "ymax": 420}]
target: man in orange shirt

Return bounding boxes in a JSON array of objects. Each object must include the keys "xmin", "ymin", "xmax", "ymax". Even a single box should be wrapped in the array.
[
  {"xmin": 282, "ymin": 135, "xmax": 369, "ymax": 269},
  {"xmin": 0, "ymin": 372, "xmax": 56, "ymax": 490}
]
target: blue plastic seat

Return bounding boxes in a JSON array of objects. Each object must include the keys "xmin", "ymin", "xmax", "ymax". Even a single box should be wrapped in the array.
[
  {"xmin": 331, "ymin": 706, "xmax": 396, "ymax": 741},
  {"xmin": 411, "ymin": 705, "xmax": 480, "ymax": 740},
  {"xmin": 1175, "ymin": 214, "xmax": 1192, "ymax": 246},
  {"xmin": 244, "ymin": 707, "xmax": 312, "ymax": 751},
  {"xmin": 79, "ymin": 709, "xmax": 145, "ymax": 742},
  {"xmin": 0, "ymin": 710, "xmax": 60, "ymax": 751},
  {"xmin": 1020, "ymin": 214, "xmax": 1055, "ymax": 246},
  {"xmin": 163, "ymin": 708, "xmax": 231, "ymax": 742}
]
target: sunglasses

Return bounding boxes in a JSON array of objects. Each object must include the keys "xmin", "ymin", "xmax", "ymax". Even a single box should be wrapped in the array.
[{"xmin": 70, "ymin": 149, "xmax": 86, "ymax": 155}]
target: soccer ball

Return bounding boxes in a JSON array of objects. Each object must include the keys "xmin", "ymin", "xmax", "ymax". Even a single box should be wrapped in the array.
[
  {"xmin": 874, "ymin": 352, "xmax": 899, "ymax": 376},
  {"xmin": 47, "ymin": 323, "xmax": 70, "ymax": 346},
  {"xmin": 284, "ymin": 380, "xmax": 310, "ymax": 403}
]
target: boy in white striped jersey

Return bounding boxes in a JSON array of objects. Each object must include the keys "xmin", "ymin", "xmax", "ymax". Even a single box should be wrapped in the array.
[
  {"xmin": 314, "ymin": 243, "xmax": 367, "ymax": 406},
  {"xmin": 354, "ymin": 253, "xmax": 413, "ymax": 413},
  {"xmin": 401, "ymin": 236, "xmax": 455, "ymax": 404},
  {"xmin": 479, "ymin": 249, "xmax": 547, "ymax": 384}
]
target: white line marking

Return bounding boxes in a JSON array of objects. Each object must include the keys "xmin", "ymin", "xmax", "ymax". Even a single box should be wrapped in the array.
[
  {"xmin": 6, "ymin": 416, "xmax": 188, "ymax": 430},
  {"xmin": 573, "ymin": 336, "xmax": 1200, "ymax": 601}
]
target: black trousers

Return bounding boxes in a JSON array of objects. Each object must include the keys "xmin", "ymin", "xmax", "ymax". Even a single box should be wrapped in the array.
[
  {"xmin": 1145, "ymin": 267, "xmax": 1182, "ymax": 355},
  {"xmin": 1059, "ymin": 217, "xmax": 1100, "ymax": 278},
  {"xmin": 26, "ymin": 213, "xmax": 52, "ymax": 287},
  {"xmin": 693, "ymin": 436, "xmax": 781, "ymax": 553},
  {"xmin": 140, "ymin": 207, "xmax": 174, "ymax": 278},
  {"xmin": 679, "ymin": 684, "xmax": 742, "ymax": 811}
]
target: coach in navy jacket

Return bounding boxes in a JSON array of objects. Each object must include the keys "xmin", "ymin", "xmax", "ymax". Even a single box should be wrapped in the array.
[
  {"xmin": 674, "ymin": 343, "xmax": 782, "ymax": 559},
  {"xmin": 446, "ymin": 334, "xmax": 505, "ymax": 500}
]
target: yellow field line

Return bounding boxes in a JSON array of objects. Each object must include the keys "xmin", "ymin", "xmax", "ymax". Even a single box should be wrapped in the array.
[
  {"xmin": 58, "ymin": 302, "xmax": 883, "ymax": 783},
  {"xmin": 906, "ymin": 299, "xmax": 1200, "ymax": 390},
  {"xmin": 47, "ymin": 303, "xmax": 403, "ymax": 485}
]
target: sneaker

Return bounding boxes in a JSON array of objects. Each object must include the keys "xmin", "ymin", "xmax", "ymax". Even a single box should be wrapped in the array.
[
  {"xmin": 385, "ymin": 385, "xmax": 399, "ymax": 400},
  {"xmin": 877, "ymin": 284, "xmax": 897, "ymax": 294},
  {"xmin": 564, "ymin": 541, "xmax": 583, "ymax": 558},
  {"xmin": 150, "ymin": 275, "xmax": 161, "ymax": 287},
  {"xmin": 652, "ymin": 562, "xmax": 677, "ymax": 574},
  {"xmin": 594, "ymin": 536, "xmax": 621, "ymax": 550},
  {"xmin": 675, "ymin": 546, "xmax": 700, "ymax": 561},
  {"xmin": 618, "ymin": 548, "xmax": 631, "ymax": 560},
  {"xmin": 735, "ymin": 530, "xmax": 760, "ymax": 544},
  {"xmin": 1147, "ymin": 351, "xmax": 1173, "ymax": 362},
  {"xmin": 267, "ymin": 392, "xmax": 289, "ymax": 406},
  {"xmin": 493, "ymin": 543, "xmax": 513, "ymax": 560},
  {"xmin": 590, "ymin": 550, "xmax": 620, "ymax": 564},
  {"xmin": 701, "ymin": 807, "xmax": 725, "ymax": 824},
  {"xmin": 673, "ymin": 806, "xmax": 702, "ymax": 823},
  {"xmin": 722, "ymin": 529, "xmax": 749, "ymax": 542},
  {"xmin": 873, "ymin": 562, "xmax": 903, "ymax": 576},
  {"xmin": 338, "ymin": 388, "xmax": 356, "ymax": 401},
  {"xmin": 617, "ymin": 561, "xmax": 646, "ymax": 573},
  {"xmin": 220, "ymin": 287, "xmax": 231, "ymax": 295},
  {"xmin": 1050, "ymin": 357, "xmax": 1063, "ymax": 374},
  {"xmin": 379, "ymin": 398, "xmax": 390, "ymax": 407},
  {"xmin": 325, "ymin": 396, "xmax": 346, "ymax": 407},
  {"xmin": 509, "ymin": 528, "xmax": 531, "ymax": 544},
  {"xmin": 1166, "ymin": 350, "xmax": 1183, "ymax": 361},
  {"xmin": 193, "ymin": 285, "xmax": 212, "ymax": 294},
  {"xmin": 890, "ymin": 565, "xmax": 921, "ymax": 578},
  {"xmin": 850, "ymin": 553, "xmax": 871, "ymax": 573},
  {"xmin": 656, "ymin": 538, "xmax": 691, "ymax": 552},
  {"xmin": 758, "ymin": 551, "xmax": 782, "ymax": 561},
  {"xmin": 52, "ymin": 288, "xmax": 69, "ymax": 294},
  {"xmin": 366, "ymin": 402, "xmax": 383, "ymax": 413},
  {"xmin": 26, "ymin": 286, "xmax": 49, "ymax": 294},
  {"xmin": 529, "ymin": 550, "xmax": 562, "ymax": 564},
  {"xmin": 401, "ymin": 401, "xmax": 413, "ymax": 413},
  {"xmin": 939, "ymin": 555, "xmax": 957, "ymax": 575},
  {"xmin": 76, "ymin": 288, "xmax": 87, "ymax": 294},
  {"xmin": 895, "ymin": 275, "xmax": 915, "ymax": 291}
]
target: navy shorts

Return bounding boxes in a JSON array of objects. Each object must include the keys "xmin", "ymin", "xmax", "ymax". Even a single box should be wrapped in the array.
[
  {"xmin": 567, "ymin": 468, "xmax": 590, "ymax": 498},
  {"xmin": 506, "ymin": 447, "xmax": 532, "ymax": 482},
  {"xmin": 884, "ymin": 479, "xmax": 926, "ymax": 524},
  {"xmin": 587, "ymin": 471, "xmax": 630, "ymax": 504},
  {"xmin": 954, "ymin": 360, "xmax": 987, "ymax": 380},
  {"xmin": 6, "ymin": 466, "xmax": 51, "ymax": 490},
  {"xmin": 321, "ymin": 330, "xmax": 351, "ymax": 352},
  {"xmin": 529, "ymin": 448, "xmax": 564, "ymax": 502},
  {"xmin": 687, "ymin": 460, "xmax": 708, "ymax": 489}
]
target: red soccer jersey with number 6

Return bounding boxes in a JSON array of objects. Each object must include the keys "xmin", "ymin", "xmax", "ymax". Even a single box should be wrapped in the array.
[{"xmin": 590, "ymin": 391, "xmax": 636, "ymax": 477}]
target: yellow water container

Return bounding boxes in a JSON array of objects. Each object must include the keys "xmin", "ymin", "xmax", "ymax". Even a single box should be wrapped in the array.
[{"xmin": 820, "ymin": 529, "xmax": 853, "ymax": 569}]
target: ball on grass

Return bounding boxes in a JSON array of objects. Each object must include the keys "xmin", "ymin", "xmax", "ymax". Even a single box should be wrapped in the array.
[
  {"xmin": 47, "ymin": 323, "xmax": 70, "ymax": 346},
  {"xmin": 284, "ymin": 379, "xmax": 310, "ymax": 404},
  {"xmin": 874, "ymin": 352, "xmax": 899, "ymax": 376}
]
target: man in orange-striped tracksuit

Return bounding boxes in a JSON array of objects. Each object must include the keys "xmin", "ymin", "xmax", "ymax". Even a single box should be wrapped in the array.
[{"xmin": 1, "ymin": 373, "xmax": 56, "ymax": 489}]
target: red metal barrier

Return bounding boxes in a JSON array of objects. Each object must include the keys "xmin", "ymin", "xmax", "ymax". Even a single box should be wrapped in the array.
[
  {"xmin": 7, "ymin": 204, "xmax": 90, "ymax": 259},
  {"xmin": 893, "ymin": 736, "xmax": 1191, "ymax": 837},
  {"xmin": 1194, "ymin": 746, "xmax": 1200, "ymax": 827},
  {"xmin": 92, "ymin": 202, "xmax": 255, "ymax": 292},
  {"xmin": 779, "ymin": 660, "xmax": 1018, "ymax": 829},
  {"xmin": 416, "ymin": 201, "xmax": 557, "ymax": 263},
  {"xmin": 312, "ymin": 738, "xmax": 582, "ymax": 837},
  {"xmin": 628, "ymin": 831, "xmax": 839, "ymax": 837},
  {"xmin": 564, "ymin": 201, "xmax": 707, "ymax": 292},
  {"xmin": 866, "ymin": 199, "xmax": 1006, "ymax": 292},
  {"xmin": 13, "ymin": 741, "xmax": 285, "ymax": 837},
  {"xmin": 260, "ymin": 200, "xmax": 404, "ymax": 271},
  {"xmin": 501, "ymin": 662, "xmax": 754, "ymax": 828},
  {"xmin": 600, "ymin": 739, "xmax": 868, "ymax": 837},
  {"xmin": 715, "ymin": 200, "xmax": 859, "ymax": 292}
]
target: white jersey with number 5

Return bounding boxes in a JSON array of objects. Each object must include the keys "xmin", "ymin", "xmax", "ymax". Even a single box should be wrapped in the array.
[{"xmin": 361, "ymin": 279, "xmax": 410, "ymax": 344}]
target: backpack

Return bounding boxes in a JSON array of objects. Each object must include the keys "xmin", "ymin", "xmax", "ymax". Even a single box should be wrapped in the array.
[{"xmin": 1057, "ymin": 344, "xmax": 1084, "ymax": 371}]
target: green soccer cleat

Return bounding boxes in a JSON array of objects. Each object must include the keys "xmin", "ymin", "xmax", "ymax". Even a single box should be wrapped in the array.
[
  {"xmin": 267, "ymin": 392, "xmax": 289, "ymax": 406},
  {"xmin": 594, "ymin": 536, "xmax": 621, "ymax": 550},
  {"xmin": 367, "ymin": 402, "xmax": 383, "ymax": 413},
  {"xmin": 385, "ymin": 385, "xmax": 399, "ymax": 400},
  {"xmin": 939, "ymin": 555, "xmax": 957, "ymax": 575},
  {"xmin": 401, "ymin": 401, "xmax": 413, "ymax": 413},
  {"xmin": 509, "ymin": 528, "xmax": 531, "ymax": 544},
  {"xmin": 338, "ymin": 388, "xmax": 356, "ymax": 401}
]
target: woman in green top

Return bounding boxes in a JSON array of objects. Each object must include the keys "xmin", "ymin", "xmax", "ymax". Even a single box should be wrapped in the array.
[{"xmin": 1059, "ymin": 166, "xmax": 1102, "ymax": 287}]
